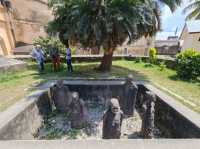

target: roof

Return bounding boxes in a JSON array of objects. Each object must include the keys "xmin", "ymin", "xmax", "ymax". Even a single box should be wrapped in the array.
[{"xmin": 186, "ymin": 20, "xmax": 200, "ymax": 33}]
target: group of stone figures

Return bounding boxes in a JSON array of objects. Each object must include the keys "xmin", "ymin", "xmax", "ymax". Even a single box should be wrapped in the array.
[{"xmin": 49, "ymin": 76, "xmax": 156, "ymax": 139}]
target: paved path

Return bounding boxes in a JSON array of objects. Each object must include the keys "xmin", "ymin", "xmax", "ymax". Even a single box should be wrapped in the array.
[{"xmin": 0, "ymin": 140, "xmax": 200, "ymax": 149}]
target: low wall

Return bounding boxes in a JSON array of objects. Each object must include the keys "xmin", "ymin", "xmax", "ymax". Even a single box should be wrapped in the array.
[
  {"xmin": 0, "ymin": 56, "xmax": 27, "ymax": 73},
  {"xmin": 0, "ymin": 90, "xmax": 51, "ymax": 140},
  {"xmin": 138, "ymin": 84, "xmax": 200, "ymax": 138}
]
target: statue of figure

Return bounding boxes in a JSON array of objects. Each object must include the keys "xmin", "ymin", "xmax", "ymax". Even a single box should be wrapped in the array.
[
  {"xmin": 70, "ymin": 92, "xmax": 89, "ymax": 129},
  {"xmin": 141, "ymin": 91, "xmax": 156, "ymax": 139},
  {"xmin": 123, "ymin": 74, "xmax": 138, "ymax": 116},
  {"xmin": 102, "ymin": 98, "xmax": 123, "ymax": 139},
  {"xmin": 50, "ymin": 80, "xmax": 72, "ymax": 113}
]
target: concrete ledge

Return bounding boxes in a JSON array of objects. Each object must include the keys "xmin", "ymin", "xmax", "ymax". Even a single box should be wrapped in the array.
[
  {"xmin": 0, "ymin": 89, "xmax": 49, "ymax": 140},
  {"xmin": 143, "ymin": 83, "xmax": 200, "ymax": 138},
  {"xmin": 0, "ymin": 140, "xmax": 200, "ymax": 149},
  {"xmin": 0, "ymin": 56, "xmax": 27, "ymax": 73}
]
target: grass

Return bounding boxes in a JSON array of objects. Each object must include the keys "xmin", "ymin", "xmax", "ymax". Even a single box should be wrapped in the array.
[{"xmin": 0, "ymin": 60, "xmax": 199, "ymax": 113}]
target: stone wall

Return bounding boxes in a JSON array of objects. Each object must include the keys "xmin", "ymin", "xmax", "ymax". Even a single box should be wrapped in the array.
[
  {"xmin": 137, "ymin": 84, "xmax": 200, "ymax": 138},
  {"xmin": 0, "ymin": 90, "xmax": 51, "ymax": 140}
]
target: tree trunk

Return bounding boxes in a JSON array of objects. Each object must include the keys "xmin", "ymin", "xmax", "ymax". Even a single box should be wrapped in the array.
[{"xmin": 98, "ymin": 49, "xmax": 113, "ymax": 71}]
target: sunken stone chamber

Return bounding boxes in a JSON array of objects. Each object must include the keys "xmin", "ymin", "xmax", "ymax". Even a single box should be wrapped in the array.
[{"xmin": 0, "ymin": 80, "xmax": 199, "ymax": 140}]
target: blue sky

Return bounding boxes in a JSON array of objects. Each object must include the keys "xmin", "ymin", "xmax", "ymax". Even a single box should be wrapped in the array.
[{"xmin": 157, "ymin": 0, "xmax": 190, "ymax": 40}]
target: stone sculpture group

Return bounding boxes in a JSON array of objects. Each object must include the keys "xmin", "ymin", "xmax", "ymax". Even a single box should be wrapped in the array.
[
  {"xmin": 50, "ymin": 80, "xmax": 89, "ymax": 129},
  {"xmin": 50, "ymin": 76, "xmax": 156, "ymax": 139}
]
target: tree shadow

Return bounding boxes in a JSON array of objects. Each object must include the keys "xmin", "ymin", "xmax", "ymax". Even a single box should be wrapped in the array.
[
  {"xmin": 168, "ymin": 74, "xmax": 200, "ymax": 85},
  {"xmin": 29, "ymin": 62, "xmax": 148, "ymax": 84},
  {"xmin": 144, "ymin": 63, "xmax": 154, "ymax": 68},
  {"xmin": 127, "ymin": 132, "xmax": 143, "ymax": 139}
]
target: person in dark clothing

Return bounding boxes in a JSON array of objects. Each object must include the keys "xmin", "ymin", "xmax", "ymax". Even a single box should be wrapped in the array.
[
  {"xmin": 49, "ymin": 46, "xmax": 60, "ymax": 72},
  {"xmin": 66, "ymin": 46, "xmax": 73, "ymax": 72}
]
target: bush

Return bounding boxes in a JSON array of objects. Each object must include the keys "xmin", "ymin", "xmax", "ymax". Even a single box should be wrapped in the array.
[
  {"xmin": 135, "ymin": 57, "xmax": 142, "ymax": 63},
  {"xmin": 176, "ymin": 49, "xmax": 200, "ymax": 80},
  {"xmin": 159, "ymin": 61, "xmax": 166, "ymax": 71},
  {"xmin": 33, "ymin": 36, "xmax": 66, "ymax": 57},
  {"xmin": 148, "ymin": 48, "xmax": 157, "ymax": 64}
]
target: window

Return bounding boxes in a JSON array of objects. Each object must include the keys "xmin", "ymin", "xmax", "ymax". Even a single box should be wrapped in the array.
[{"xmin": 199, "ymin": 37, "xmax": 200, "ymax": 41}]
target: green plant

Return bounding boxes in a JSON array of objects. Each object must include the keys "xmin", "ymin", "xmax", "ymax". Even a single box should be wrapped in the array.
[
  {"xmin": 149, "ymin": 48, "xmax": 157, "ymax": 64},
  {"xmin": 135, "ymin": 57, "xmax": 142, "ymax": 63},
  {"xmin": 33, "ymin": 36, "xmax": 66, "ymax": 57},
  {"xmin": 67, "ymin": 129, "xmax": 80, "ymax": 139},
  {"xmin": 176, "ymin": 49, "xmax": 200, "ymax": 80},
  {"xmin": 159, "ymin": 61, "xmax": 166, "ymax": 71}
]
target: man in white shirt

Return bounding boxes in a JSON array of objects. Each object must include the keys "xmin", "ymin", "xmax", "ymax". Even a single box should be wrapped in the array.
[{"xmin": 31, "ymin": 45, "xmax": 45, "ymax": 72}]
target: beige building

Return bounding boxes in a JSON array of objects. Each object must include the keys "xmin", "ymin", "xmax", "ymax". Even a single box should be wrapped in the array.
[
  {"xmin": 180, "ymin": 20, "xmax": 200, "ymax": 51},
  {"xmin": 116, "ymin": 36, "xmax": 155, "ymax": 56},
  {"xmin": 11, "ymin": 0, "xmax": 53, "ymax": 45},
  {"xmin": 155, "ymin": 36, "xmax": 179, "ymax": 55},
  {"xmin": 0, "ymin": 4, "xmax": 15, "ymax": 55},
  {"xmin": 0, "ymin": 0, "xmax": 53, "ymax": 56}
]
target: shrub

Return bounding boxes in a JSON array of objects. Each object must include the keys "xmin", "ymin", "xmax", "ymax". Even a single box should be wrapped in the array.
[
  {"xmin": 33, "ymin": 36, "xmax": 66, "ymax": 57},
  {"xmin": 135, "ymin": 57, "xmax": 142, "ymax": 63},
  {"xmin": 176, "ymin": 49, "xmax": 200, "ymax": 80},
  {"xmin": 159, "ymin": 61, "xmax": 166, "ymax": 71},
  {"xmin": 148, "ymin": 48, "xmax": 157, "ymax": 64}
]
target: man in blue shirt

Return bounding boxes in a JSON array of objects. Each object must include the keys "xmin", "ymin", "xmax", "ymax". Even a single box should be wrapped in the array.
[{"xmin": 66, "ymin": 45, "xmax": 73, "ymax": 72}]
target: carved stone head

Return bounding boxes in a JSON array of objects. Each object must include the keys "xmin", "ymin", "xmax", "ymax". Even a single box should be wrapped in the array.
[
  {"xmin": 109, "ymin": 98, "xmax": 120, "ymax": 114},
  {"xmin": 56, "ymin": 80, "xmax": 64, "ymax": 88},
  {"xmin": 126, "ymin": 74, "xmax": 134, "ymax": 84},
  {"xmin": 72, "ymin": 92, "xmax": 79, "ymax": 102}
]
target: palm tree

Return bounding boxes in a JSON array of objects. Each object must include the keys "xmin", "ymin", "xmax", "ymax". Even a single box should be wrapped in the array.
[
  {"xmin": 0, "ymin": 0, "xmax": 11, "ymax": 10},
  {"xmin": 47, "ymin": 0, "xmax": 181, "ymax": 71},
  {"xmin": 183, "ymin": 0, "xmax": 200, "ymax": 20}
]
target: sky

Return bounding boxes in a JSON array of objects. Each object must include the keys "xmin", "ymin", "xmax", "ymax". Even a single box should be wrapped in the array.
[{"xmin": 156, "ymin": 0, "xmax": 190, "ymax": 40}]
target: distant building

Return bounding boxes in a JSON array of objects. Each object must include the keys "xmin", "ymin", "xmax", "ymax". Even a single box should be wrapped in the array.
[
  {"xmin": 116, "ymin": 36, "xmax": 155, "ymax": 56},
  {"xmin": 155, "ymin": 36, "xmax": 179, "ymax": 56},
  {"xmin": 179, "ymin": 20, "xmax": 200, "ymax": 51}
]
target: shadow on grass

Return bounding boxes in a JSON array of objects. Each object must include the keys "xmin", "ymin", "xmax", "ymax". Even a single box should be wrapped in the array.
[
  {"xmin": 29, "ymin": 62, "xmax": 148, "ymax": 84},
  {"xmin": 168, "ymin": 74, "xmax": 200, "ymax": 85}
]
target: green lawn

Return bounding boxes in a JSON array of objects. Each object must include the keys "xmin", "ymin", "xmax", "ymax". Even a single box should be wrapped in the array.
[{"xmin": 0, "ymin": 60, "xmax": 199, "ymax": 113}]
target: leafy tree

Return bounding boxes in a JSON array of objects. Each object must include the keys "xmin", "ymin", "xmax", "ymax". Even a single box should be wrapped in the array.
[
  {"xmin": 33, "ymin": 36, "xmax": 66, "ymax": 57},
  {"xmin": 183, "ymin": 0, "xmax": 200, "ymax": 20},
  {"xmin": 47, "ymin": 0, "xmax": 181, "ymax": 71}
]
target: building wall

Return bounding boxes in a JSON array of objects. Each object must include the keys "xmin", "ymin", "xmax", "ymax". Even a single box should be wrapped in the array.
[
  {"xmin": 117, "ymin": 36, "xmax": 155, "ymax": 56},
  {"xmin": 0, "ymin": 6, "xmax": 15, "ymax": 55},
  {"xmin": 11, "ymin": 0, "xmax": 53, "ymax": 45},
  {"xmin": 180, "ymin": 27, "xmax": 200, "ymax": 51}
]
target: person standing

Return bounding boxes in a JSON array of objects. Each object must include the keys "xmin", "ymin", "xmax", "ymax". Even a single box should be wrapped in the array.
[
  {"xmin": 66, "ymin": 45, "xmax": 73, "ymax": 72},
  {"xmin": 31, "ymin": 45, "xmax": 45, "ymax": 73},
  {"xmin": 49, "ymin": 45, "xmax": 60, "ymax": 72}
]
